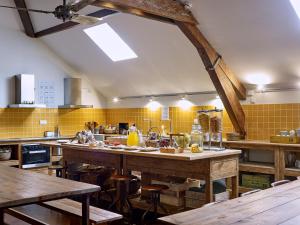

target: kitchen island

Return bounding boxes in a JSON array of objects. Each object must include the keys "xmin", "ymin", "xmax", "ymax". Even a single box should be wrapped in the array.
[{"xmin": 59, "ymin": 143, "xmax": 241, "ymax": 203}]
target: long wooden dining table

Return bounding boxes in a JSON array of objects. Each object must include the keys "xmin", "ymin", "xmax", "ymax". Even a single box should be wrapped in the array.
[
  {"xmin": 58, "ymin": 143, "xmax": 241, "ymax": 203},
  {"xmin": 0, "ymin": 165, "xmax": 100, "ymax": 225},
  {"xmin": 159, "ymin": 179, "xmax": 300, "ymax": 225}
]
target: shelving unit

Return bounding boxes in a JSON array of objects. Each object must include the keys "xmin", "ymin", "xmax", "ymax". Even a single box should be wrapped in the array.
[
  {"xmin": 239, "ymin": 162, "xmax": 275, "ymax": 175},
  {"xmin": 223, "ymin": 140, "xmax": 300, "ymax": 193}
]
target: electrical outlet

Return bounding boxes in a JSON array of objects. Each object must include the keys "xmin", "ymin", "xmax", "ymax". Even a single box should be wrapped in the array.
[{"xmin": 40, "ymin": 120, "xmax": 47, "ymax": 125}]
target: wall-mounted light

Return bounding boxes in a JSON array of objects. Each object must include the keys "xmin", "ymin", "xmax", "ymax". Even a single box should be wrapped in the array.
[
  {"xmin": 256, "ymin": 84, "xmax": 266, "ymax": 92},
  {"xmin": 113, "ymin": 97, "xmax": 119, "ymax": 103},
  {"xmin": 177, "ymin": 96, "xmax": 193, "ymax": 111},
  {"xmin": 146, "ymin": 98, "xmax": 161, "ymax": 111},
  {"xmin": 245, "ymin": 72, "xmax": 271, "ymax": 93}
]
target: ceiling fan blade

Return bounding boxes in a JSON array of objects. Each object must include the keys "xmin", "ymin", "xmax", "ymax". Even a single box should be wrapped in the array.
[
  {"xmin": 71, "ymin": 14, "xmax": 101, "ymax": 25},
  {"xmin": 71, "ymin": 0, "xmax": 96, "ymax": 12},
  {"xmin": 0, "ymin": 5, "xmax": 54, "ymax": 14}
]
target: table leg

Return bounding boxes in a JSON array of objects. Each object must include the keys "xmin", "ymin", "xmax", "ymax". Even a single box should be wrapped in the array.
[
  {"xmin": 0, "ymin": 209, "xmax": 4, "ymax": 225},
  {"xmin": 205, "ymin": 177, "xmax": 213, "ymax": 203},
  {"xmin": 231, "ymin": 175, "xmax": 239, "ymax": 199},
  {"xmin": 82, "ymin": 194, "xmax": 90, "ymax": 225}
]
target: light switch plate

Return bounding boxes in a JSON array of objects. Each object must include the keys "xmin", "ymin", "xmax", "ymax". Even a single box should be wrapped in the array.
[{"xmin": 40, "ymin": 120, "xmax": 47, "ymax": 125}]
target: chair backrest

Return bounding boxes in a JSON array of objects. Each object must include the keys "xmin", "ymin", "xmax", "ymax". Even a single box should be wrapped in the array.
[
  {"xmin": 241, "ymin": 189, "xmax": 261, "ymax": 197},
  {"xmin": 271, "ymin": 180, "xmax": 290, "ymax": 187}
]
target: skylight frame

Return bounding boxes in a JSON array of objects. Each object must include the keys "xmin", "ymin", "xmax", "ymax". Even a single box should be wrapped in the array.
[{"xmin": 84, "ymin": 23, "xmax": 138, "ymax": 62}]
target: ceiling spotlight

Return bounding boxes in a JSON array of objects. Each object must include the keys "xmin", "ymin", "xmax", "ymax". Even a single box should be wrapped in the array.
[
  {"xmin": 146, "ymin": 98, "xmax": 161, "ymax": 111},
  {"xmin": 177, "ymin": 96, "xmax": 193, "ymax": 111},
  {"xmin": 113, "ymin": 97, "xmax": 119, "ymax": 103},
  {"xmin": 216, "ymin": 95, "xmax": 220, "ymax": 99}
]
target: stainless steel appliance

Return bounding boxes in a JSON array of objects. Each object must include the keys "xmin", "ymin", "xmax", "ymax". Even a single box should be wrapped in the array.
[
  {"xmin": 58, "ymin": 78, "xmax": 93, "ymax": 109},
  {"xmin": 21, "ymin": 144, "xmax": 51, "ymax": 169},
  {"xmin": 8, "ymin": 74, "xmax": 46, "ymax": 108}
]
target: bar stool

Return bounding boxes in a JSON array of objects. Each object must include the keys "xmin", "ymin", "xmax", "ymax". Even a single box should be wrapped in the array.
[
  {"xmin": 48, "ymin": 165, "xmax": 65, "ymax": 177},
  {"xmin": 141, "ymin": 184, "xmax": 169, "ymax": 224},
  {"xmin": 109, "ymin": 174, "xmax": 133, "ymax": 214}
]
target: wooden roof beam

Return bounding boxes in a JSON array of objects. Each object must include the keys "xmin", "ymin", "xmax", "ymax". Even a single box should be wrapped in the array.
[
  {"xmin": 91, "ymin": 0, "xmax": 198, "ymax": 25},
  {"xmin": 14, "ymin": 0, "xmax": 35, "ymax": 38},
  {"xmin": 176, "ymin": 22, "xmax": 246, "ymax": 134}
]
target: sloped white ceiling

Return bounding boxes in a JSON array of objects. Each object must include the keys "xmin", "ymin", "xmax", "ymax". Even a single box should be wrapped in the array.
[{"xmin": 3, "ymin": 0, "xmax": 300, "ymax": 98}]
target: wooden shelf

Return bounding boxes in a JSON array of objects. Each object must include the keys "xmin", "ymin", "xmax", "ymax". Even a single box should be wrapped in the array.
[
  {"xmin": 284, "ymin": 167, "xmax": 300, "ymax": 177},
  {"xmin": 0, "ymin": 160, "xmax": 19, "ymax": 167},
  {"xmin": 239, "ymin": 162, "xmax": 275, "ymax": 174},
  {"xmin": 51, "ymin": 155, "xmax": 62, "ymax": 163}
]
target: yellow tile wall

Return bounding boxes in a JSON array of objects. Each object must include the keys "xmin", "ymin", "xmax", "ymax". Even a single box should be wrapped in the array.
[
  {"xmin": 105, "ymin": 104, "xmax": 300, "ymax": 140},
  {"xmin": 0, "ymin": 103, "xmax": 300, "ymax": 140},
  {"xmin": 243, "ymin": 104, "xmax": 300, "ymax": 140},
  {"xmin": 58, "ymin": 108, "xmax": 106, "ymax": 136},
  {"xmin": 0, "ymin": 108, "xmax": 106, "ymax": 138},
  {"xmin": 106, "ymin": 106, "xmax": 229, "ymax": 135}
]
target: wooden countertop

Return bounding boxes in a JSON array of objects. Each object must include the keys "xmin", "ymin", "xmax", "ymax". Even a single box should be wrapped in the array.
[
  {"xmin": 61, "ymin": 143, "xmax": 241, "ymax": 161},
  {"xmin": 223, "ymin": 139, "xmax": 300, "ymax": 148},
  {"xmin": 0, "ymin": 136, "xmax": 73, "ymax": 144},
  {"xmin": 159, "ymin": 180, "xmax": 300, "ymax": 225},
  {"xmin": 0, "ymin": 165, "xmax": 100, "ymax": 208}
]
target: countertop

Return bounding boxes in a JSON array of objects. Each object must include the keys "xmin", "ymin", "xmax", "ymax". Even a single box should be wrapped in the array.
[
  {"xmin": 0, "ymin": 136, "xmax": 73, "ymax": 144},
  {"xmin": 223, "ymin": 139, "xmax": 300, "ymax": 148},
  {"xmin": 60, "ymin": 143, "xmax": 241, "ymax": 161}
]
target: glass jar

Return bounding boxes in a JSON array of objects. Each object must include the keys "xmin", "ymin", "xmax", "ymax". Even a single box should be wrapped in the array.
[{"xmin": 190, "ymin": 123, "xmax": 203, "ymax": 153}]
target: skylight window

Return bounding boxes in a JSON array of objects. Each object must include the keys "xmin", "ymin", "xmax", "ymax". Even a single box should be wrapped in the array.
[
  {"xmin": 84, "ymin": 23, "xmax": 138, "ymax": 62},
  {"xmin": 290, "ymin": 0, "xmax": 300, "ymax": 20}
]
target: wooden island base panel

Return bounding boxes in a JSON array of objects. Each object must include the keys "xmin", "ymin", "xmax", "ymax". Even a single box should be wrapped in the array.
[{"xmin": 61, "ymin": 144, "xmax": 241, "ymax": 203}]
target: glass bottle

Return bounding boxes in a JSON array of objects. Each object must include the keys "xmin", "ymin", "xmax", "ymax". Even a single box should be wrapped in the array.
[{"xmin": 190, "ymin": 119, "xmax": 204, "ymax": 153}]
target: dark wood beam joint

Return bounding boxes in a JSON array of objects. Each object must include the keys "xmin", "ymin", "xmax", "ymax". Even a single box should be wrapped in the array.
[
  {"xmin": 14, "ymin": 0, "xmax": 35, "ymax": 38},
  {"xmin": 206, "ymin": 54, "xmax": 222, "ymax": 71}
]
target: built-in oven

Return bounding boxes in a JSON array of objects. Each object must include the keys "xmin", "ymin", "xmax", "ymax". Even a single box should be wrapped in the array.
[{"xmin": 21, "ymin": 144, "xmax": 51, "ymax": 169}]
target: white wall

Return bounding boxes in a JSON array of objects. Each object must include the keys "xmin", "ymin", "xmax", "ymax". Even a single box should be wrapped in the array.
[{"xmin": 0, "ymin": 22, "xmax": 106, "ymax": 108}]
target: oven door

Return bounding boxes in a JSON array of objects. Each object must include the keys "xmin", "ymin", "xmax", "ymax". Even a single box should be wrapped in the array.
[{"xmin": 22, "ymin": 144, "xmax": 51, "ymax": 169}]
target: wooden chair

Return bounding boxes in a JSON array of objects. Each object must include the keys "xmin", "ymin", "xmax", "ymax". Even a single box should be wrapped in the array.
[
  {"xmin": 271, "ymin": 180, "xmax": 290, "ymax": 187},
  {"xmin": 241, "ymin": 189, "xmax": 261, "ymax": 197}
]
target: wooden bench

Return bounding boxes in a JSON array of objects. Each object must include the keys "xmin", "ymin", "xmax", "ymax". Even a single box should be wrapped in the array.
[{"xmin": 7, "ymin": 198, "xmax": 122, "ymax": 225}]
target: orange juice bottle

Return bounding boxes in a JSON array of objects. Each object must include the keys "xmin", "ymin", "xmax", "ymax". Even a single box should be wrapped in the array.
[{"xmin": 127, "ymin": 125, "xmax": 139, "ymax": 146}]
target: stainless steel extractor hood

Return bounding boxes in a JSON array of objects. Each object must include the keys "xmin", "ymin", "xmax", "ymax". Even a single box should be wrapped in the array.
[
  {"xmin": 58, "ymin": 78, "xmax": 93, "ymax": 109},
  {"xmin": 8, "ymin": 74, "xmax": 46, "ymax": 108}
]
